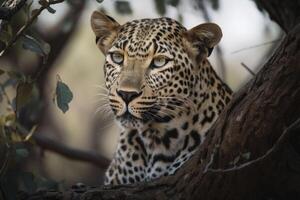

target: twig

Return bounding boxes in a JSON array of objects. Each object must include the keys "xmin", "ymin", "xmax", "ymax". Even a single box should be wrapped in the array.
[
  {"xmin": 0, "ymin": 0, "xmax": 28, "ymax": 20},
  {"xmin": 16, "ymin": 123, "xmax": 111, "ymax": 169},
  {"xmin": 231, "ymin": 39, "xmax": 282, "ymax": 54},
  {"xmin": 0, "ymin": 127, "xmax": 11, "ymax": 200},
  {"xmin": 0, "ymin": 0, "xmax": 65, "ymax": 56},
  {"xmin": 241, "ymin": 62, "xmax": 256, "ymax": 76},
  {"xmin": 205, "ymin": 118, "xmax": 300, "ymax": 173},
  {"xmin": 0, "ymin": 82, "xmax": 15, "ymax": 112},
  {"xmin": 0, "ymin": 127, "xmax": 11, "ymax": 179}
]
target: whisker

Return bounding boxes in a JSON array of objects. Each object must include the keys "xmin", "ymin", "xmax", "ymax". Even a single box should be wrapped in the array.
[
  {"xmin": 94, "ymin": 93, "xmax": 109, "ymax": 97},
  {"xmin": 155, "ymin": 104, "xmax": 179, "ymax": 116},
  {"xmin": 147, "ymin": 107, "xmax": 174, "ymax": 120},
  {"xmin": 97, "ymin": 119, "xmax": 115, "ymax": 130},
  {"xmin": 157, "ymin": 96, "xmax": 197, "ymax": 113},
  {"xmin": 92, "ymin": 84, "xmax": 108, "ymax": 91},
  {"xmin": 94, "ymin": 104, "xmax": 112, "ymax": 116},
  {"xmin": 145, "ymin": 111, "xmax": 165, "ymax": 121}
]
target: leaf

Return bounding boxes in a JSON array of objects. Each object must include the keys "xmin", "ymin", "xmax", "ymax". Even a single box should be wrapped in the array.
[
  {"xmin": 15, "ymin": 148, "xmax": 29, "ymax": 160},
  {"xmin": 0, "ymin": 23, "xmax": 12, "ymax": 45},
  {"xmin": 47, "ymin": 6, "xmax": 56, "ymax": 14},
  {"xmin": 21, "ymin": 35, "xmax": 51, "ymax": 57},
  {"xmin": 16, "ymin": 82, "xmax": 34, "ymax": 110},
  {"xmin": 55, "ymin": 76, "xmax": 73, "ymax": 113},
  {"xmin": 242, "ymin": 152, "xmax": 251, "ymax": 160},
  {"xmin": 96, "ymin": 0, "xmax": 104, "ymax": 3}
]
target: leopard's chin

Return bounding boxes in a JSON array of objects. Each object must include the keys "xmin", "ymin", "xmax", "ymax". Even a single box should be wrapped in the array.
[{"xmin": 116, "ymin": 111, "xmax": 144, "ymax": 129}]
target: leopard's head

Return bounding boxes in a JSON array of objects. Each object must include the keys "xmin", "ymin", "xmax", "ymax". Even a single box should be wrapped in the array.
[{"xmin": 91, "ymin": 11, "xmax": 222, "ymax": 130}]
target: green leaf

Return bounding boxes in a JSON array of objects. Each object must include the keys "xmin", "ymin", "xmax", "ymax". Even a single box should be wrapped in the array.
[
  {"xmin": 16, "ymin": 148, "xmax": 29, "ymax": 160},
  {"xmin": 242, "ymin": 152, "xmax": 251, "ymax": 160},
  {"xmin": 21, "ymin": 35, "xmax": 51, "ymax": 57},
  {"xmin": 0, "ymin": 23, "xmax": 12, "ymax": 45},
  {"xmin": 16, "ymin": 82, "xmax": 34, "ymax": 110},
  {"xmin": 96, "ymin": 0, "xmax": 104, "ymax": 3},
  {"xmin": 55, "ymin": 76, "xmax": 73, "ymax": 113}
]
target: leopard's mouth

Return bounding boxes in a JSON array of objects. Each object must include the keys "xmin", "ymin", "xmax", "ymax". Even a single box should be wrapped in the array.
[
  {"xmin": 115, "ymin": 104, "xmax": 172, "ymax": 128},
  {"xmin": 116, "ymin": 111, "xmax": 143, "ymax": 128},
  {"xmin": 119, "ymin": 111, "xmax": 140, "ymax": 121}
]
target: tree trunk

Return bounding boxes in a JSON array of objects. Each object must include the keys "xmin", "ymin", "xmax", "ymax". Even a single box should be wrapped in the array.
[{"xmin": 21, "ymin": 0, "xmax": 300, "ymax": 199}]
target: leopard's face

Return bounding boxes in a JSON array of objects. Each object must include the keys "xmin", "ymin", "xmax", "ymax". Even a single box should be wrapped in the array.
[
  {"xmin": 91, "ymin": 12, "xmax": 222, "ymax": 129},
  {"xmin": 103, "ymin": 19, "xmax": 191, "ymax": 129}
]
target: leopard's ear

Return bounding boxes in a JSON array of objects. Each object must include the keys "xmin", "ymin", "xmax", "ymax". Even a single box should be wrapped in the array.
[
  {"xmin": 184, "ymin": 23, "xmax": 222, "ymax": 58},
  {"xmin": 91, "ymin": 11, "xmax": 120, "ymax": 54}
]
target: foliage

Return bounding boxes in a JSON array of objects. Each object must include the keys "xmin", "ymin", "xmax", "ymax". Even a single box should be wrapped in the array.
[
  {"xmin": 0, "ymin": 0, "xmax": 74, "ymax": 197},
  {"xmin": 54, "ymin": 75, "xmax": 73, "ymax": 113}
]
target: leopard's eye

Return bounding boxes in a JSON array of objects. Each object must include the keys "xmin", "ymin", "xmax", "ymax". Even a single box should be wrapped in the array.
[
  {"xmin": 111, "ymin": 52, "xmax": 124, "ymax": 64},
  {"xmin": 152, "ymin": 56, "xmax": 169, "ymax": 68}
]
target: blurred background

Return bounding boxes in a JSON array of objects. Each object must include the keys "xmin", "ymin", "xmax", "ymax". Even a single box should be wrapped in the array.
[{"xmin": 0, "ymin": 0, "xmax": 281, "ymax": 196}]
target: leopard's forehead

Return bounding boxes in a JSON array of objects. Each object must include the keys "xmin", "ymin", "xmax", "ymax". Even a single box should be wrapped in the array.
[{"xmin": 113, "ymin": 17, "xmax": 187, "ymax": 55}]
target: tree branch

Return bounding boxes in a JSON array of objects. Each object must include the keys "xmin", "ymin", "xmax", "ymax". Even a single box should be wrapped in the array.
[
  {"xmin": 0, "ymin": 0, "xmax": 65, "ymax": 56},
  {"xmin": 0, "ymin": 0, "xmax": 28, "ymax": 20},
  {"xmin": 33, "ymin": 133, "xmax": 111, "ymax": 169},
  {"xmin": 17, "ymin": 125, "xmax": 110, "ymax": 169},
  {"xmin": 206, "ymin": 118, "xmax": 300, "ymax": 173},
  {"xmin": 241, "ymin": 62, "xmax": 256, "ymax": 76}
]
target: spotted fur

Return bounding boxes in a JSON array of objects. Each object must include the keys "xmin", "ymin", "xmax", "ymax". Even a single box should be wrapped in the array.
[{"xmin": 91, "ymin": 11, "xmax": 232, "ymax": 185}]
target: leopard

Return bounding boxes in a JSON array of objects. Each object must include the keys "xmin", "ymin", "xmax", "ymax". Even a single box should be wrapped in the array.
[{"xmin": 90, "ymin": 11, "xmax": 232, "ymax": 185}]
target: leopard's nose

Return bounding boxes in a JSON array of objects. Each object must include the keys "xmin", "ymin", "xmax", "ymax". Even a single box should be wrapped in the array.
[{"xmin": 116, "ymin": 90, "xmax": 142, "ymax": 104}]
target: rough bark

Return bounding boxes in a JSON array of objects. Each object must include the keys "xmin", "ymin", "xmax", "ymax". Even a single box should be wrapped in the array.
[{"xmin": 21, "ymin": 0, "xmax": 300, "ymax": 199}]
